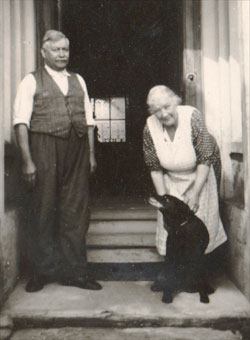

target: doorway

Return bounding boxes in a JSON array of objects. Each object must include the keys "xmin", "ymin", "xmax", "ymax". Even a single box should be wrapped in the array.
[{"xmin": 61, "ymin": 0, "xmax": 183, "ymax": 203}]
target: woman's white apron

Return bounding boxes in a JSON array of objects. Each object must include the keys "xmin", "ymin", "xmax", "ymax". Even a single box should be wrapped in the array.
[{"xmin": 147, "ymin": 106, "xmax": 227, "ymax": 255}]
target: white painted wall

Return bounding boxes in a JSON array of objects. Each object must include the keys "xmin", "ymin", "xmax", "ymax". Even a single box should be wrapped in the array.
[
  {"xmin": 201, "ymin": 0, "xmax": 250, "ymax": 300},
  {"xmin": 0, "ymin": 0, "xmax": 36, "ymax": 303},
  {"xmin": 1, "ymin": 0, "xmax": 36, "ymax": 143},
  {"xmin": 201, "ymin": 0, "xmax": 246, "ymax": 199}
]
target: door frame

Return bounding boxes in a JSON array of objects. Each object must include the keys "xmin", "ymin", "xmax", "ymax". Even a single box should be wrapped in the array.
[
  {"xmin": 35, "ymin": 0, "xmax": 202, "ymax": 198},
  {"xmin": 37, "ymin": 0, "xmax": 202, "ymax": 108},
  {"xmin": 182, "ymin": 0, "xmax": 202, "ymax": 112}
]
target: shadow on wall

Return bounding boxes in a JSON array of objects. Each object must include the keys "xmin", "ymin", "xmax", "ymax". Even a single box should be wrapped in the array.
[
  {"xmin": 230, "ymin": 152, "xmax": 244, "ymax": 208},
  {"xmin": 1, "ymin": 142, "xmax": 33, "ymax": 303}
]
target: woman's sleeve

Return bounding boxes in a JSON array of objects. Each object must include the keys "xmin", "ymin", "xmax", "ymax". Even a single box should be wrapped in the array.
[
  {"xmin": 143, "ymin": 124, "xmax": 162, "ymax": 171},
  {"xmin": 191, "ymin": 109, "xmax": 217, "ymax": 167}
]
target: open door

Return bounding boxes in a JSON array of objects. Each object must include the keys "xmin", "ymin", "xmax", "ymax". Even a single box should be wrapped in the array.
[{"xmin": 57, "ymin": 0, "xmax": 185, "ymax": 202}]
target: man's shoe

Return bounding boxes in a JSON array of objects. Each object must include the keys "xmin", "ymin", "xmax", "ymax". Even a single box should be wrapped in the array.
[
  {"xmin": 25, "ymin": 276, "xmax": 47, "ymax": 293},
  {"xmin": 60, "ymin": 277, "xmax": 102, "ymax": 290}
]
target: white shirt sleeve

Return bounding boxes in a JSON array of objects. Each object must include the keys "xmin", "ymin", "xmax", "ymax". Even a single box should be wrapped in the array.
[
  {"xmin": 13, "ymin": 74, "xmax": 36, "ymax": 128},
  {"xmin": 76, "ymin": 74, "xmax": 95, "ymax": 126}
]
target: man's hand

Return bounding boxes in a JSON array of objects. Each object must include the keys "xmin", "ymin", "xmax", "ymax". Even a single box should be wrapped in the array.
[
  {"xmin": 22, "ymin": 160, "xmax": 37, "ymax": 187},
  {"xmin": 14, "ymin": 124, "xmax": 37, "ymax": 188},
  {"xmin": 89, "ymin": 152, "xmax": 97, "ymax": 174},
  {"xmin": 87, "ymin": 126, "xmax": 96, "ymax": 175}
]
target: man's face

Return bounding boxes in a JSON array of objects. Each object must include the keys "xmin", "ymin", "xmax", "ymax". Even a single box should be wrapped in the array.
[{"xmin": 41, "ymin": 38, "xmax": 69, "ymax": 71}]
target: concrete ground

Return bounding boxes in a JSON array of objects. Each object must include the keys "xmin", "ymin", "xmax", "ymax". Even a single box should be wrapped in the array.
[
  {"xmin": 1, "ymin": 277, "xmax": 250, "ymax": 339},
  {"xmin": 8, "ymin": 327, "xmax": 243, "ymax": 340}
]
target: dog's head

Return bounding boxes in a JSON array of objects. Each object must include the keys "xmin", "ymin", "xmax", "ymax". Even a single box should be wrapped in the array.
[
  {"xmin": 149, "ymin": 194, "xmax": 193, "ymax": 225},
  {"xmin": 149, "ymin": 194, "xmax": 209, "ymax": 252}
]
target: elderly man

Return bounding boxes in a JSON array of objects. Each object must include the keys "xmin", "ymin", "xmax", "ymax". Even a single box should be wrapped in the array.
[{"xmin": 13, "ymin": 30, "xmax": 102, "ymax": 292}]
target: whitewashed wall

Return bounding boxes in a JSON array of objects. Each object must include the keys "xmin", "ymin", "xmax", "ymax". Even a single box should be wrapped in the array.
[
  {"xmin": 0, "ymin": 0, "xmax": 36, "ymax": 304},
  {"xmin": 1, "ymin": 0, "xmax": 36, "ymax": 143},
  {"xmin": 201, "ymin": 0, "xmax": 247, "ymax": 200},
  {"xmin": 201, "ymin": 0, "xmax": 250, "ymax": 300}
]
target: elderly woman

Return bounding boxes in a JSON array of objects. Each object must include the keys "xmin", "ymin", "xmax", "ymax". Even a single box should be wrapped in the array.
[{"xmin": 143, "ymin": 85, "xmax": 227, "ymax": 257}]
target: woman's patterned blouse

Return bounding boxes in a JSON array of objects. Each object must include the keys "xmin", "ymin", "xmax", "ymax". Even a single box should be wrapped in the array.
[{"xmin": 143, "ymin": 108, "xmax": 221, "ymax": 189}]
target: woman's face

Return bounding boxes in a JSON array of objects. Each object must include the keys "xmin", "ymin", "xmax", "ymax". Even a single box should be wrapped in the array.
[{"xmin": 149, "ymin": 95, "xmax": 178, "ymax": 127}]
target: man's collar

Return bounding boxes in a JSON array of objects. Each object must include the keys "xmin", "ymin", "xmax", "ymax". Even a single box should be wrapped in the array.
[{"xmin": 44, "ymin": 64, "xmax": 70, "ymax": 77}]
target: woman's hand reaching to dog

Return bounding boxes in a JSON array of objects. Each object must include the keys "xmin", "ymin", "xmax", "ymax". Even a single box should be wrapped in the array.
[
  {"xmin": 183, "ymin": 164, "xmax": 210, "ymax": 213},
  {"xmin": 183, "ymin": 189, "xmax": 200, "ymax": 213}
]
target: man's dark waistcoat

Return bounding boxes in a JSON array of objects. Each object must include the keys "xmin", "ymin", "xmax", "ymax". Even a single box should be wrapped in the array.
[{"xmin": 30, "ymin": 68, "xmax": 88, "ymax": 138}]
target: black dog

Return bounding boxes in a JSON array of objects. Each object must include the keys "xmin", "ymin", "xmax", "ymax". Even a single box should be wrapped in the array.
[{"xmin": 149, "ymin": 194, "xmax": 215, "ymax": 304}]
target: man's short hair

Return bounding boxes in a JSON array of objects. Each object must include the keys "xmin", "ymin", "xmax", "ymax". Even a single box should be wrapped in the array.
[{"xmin": 42, "ymin": 30, "xmax": 69, "ymax": 48}]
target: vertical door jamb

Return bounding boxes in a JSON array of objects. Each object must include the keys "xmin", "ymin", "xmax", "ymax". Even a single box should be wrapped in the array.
[
  {"xmin": 35, "ymin": 0, "xmax": 61, "ymax": 67},
  {"xmin": 182, "ymin": 0, "xmax": 202, "ymax": 112},
  {"xmin": 0, "ymin": 1, "xmax": 4, "ymax": 218}
]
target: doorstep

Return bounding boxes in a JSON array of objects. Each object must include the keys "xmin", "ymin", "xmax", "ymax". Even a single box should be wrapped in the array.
[{"xmin": 1, "ymin": 277, "xmax": 250, "ymax": 334}]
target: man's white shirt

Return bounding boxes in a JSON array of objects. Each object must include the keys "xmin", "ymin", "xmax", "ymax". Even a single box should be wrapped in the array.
[{"xmin": 13, "ymin": 64, "xmax": 95, "ymax": 128}]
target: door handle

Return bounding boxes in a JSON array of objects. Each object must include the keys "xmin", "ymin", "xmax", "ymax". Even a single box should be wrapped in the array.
[{"xmin": 186, "ymin": 73, "xmax": 196, "ymax": 82}]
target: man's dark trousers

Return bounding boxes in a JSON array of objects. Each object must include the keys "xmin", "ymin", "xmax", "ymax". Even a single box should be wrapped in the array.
[{"xmin": 27, "ymin": 127, "xmax": 90, "ymax": 280}]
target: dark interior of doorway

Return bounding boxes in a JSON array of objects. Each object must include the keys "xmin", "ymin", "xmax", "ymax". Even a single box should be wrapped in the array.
[{"xmin": 61, "ymin": 0, "xmax": 182, "ymax": 204}]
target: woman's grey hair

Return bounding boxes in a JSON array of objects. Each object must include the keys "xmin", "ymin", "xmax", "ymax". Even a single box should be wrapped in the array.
[
  {"xmin": 147, "ymin": 85, "xmax": 181, "ymax": 112},
  {"xmin": 42, "ymin": 30, "xmax": 69, "ymax": 49}
]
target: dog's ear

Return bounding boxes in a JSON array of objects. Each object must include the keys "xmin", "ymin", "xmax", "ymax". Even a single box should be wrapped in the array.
[{"xmin": 148, "ymin": 196, "xmax": 163, "ymax": 209}]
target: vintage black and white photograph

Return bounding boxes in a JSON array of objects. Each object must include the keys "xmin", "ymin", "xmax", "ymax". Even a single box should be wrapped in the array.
[{"xmin": 0, "ymin": 0, "xmax": 249, "ymax": 339}]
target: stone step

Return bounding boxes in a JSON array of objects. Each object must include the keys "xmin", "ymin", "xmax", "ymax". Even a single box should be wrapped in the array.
[
  {"xmin": 87, "ymin": 262, "xmax": 162, "ymax": 281},
  {"xmin": 87, "ymin": 248, "xmax": 163, "ymax": 263},
  {"xmin": 1, "ymin": 278, "xmax": 250, "ymax": 338},
  {"xmin": 88, "ymin": 220, "xmax": 156, "ymax": 234},
  {"xmin": 90, "ymin": 206, "xmax": 157, "ymax": 221},
  {"xmin": 9, "ymin": 327, "xmax": 243, "ymax": 340},
  {"xmin": 87, "ymin": 233, "xmax": 155, "ymax": 247},
  {"xmin": 87, "ymin": 219, "xmax": 156, "ymax": 247},
  {"xmin": 87, "ymin": 248, "xmax": 163, "ymax": 281},
  {"xmin": 87, "ymin": 218, "xmax": 157, "ymax": 247}
]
